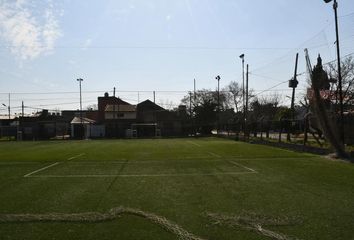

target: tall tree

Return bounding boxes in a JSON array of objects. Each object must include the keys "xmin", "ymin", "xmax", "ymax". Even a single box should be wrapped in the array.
[
  {"xmin": 326, "ymin": 56, "xmax": 354, "ymax": 109},
  {"xmin": 223, "ymin": 81, "xmax": 243, "ymax": 113}
]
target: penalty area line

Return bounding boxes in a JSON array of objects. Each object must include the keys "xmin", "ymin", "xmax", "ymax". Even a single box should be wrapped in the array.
[
  {"xmin": 23, "ymin": 162, "xmax": 60, "ymax": 178},
  {"xmin": 25, "ymin": 172, "xmax": 257, "ymax": 178}
]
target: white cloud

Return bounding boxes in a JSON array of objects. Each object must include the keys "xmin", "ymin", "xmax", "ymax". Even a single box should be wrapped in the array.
[
  {"xmin": 81, "ymin": 38, "xmax": 92, "ymax": 50},
  {"xmin": 0, "ymin": 0, "xmax": 62, "ymax": 60}
]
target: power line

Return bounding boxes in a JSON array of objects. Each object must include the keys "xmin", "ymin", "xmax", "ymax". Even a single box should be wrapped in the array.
[{"xmin": 253, "ymin": 81, "xmax": 289, "ymax": 98}]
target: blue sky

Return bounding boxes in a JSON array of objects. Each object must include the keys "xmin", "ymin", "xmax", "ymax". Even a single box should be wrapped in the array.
[{"xmin": 0, "ymin": 0, "xmax": 354, "ymax": 114}]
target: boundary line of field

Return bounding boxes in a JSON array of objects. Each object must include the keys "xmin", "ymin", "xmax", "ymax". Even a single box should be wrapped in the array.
[
  {"xmin": 227, "ymin": 160, "xmax": 257, "ymax": 173},
  {"xmin": 67, "ymin": 153, "xmax": 85, "ymax": 161},
  {"xmin": 25, "ymin": 171, "xmax": 257, "ymax": 178},
  {"xmin": 23, "ymin": 162, "xmax": 61, "ymax": 178},
  {"xmin": 228, "ymin": 156, "xmax": 317, "ymax": 161},
  {"xmin": 0, "ymin": 161, "xmax": 41, "ymax": 165}
]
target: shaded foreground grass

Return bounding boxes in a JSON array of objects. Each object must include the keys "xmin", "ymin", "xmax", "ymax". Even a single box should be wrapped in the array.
[{"xmin": 0, "ymin": 138, "xmax": 353, "ymax": 239}]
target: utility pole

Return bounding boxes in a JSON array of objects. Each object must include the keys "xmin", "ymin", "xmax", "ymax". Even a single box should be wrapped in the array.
[
  {"xmin": 189, "ymin": 91, "xmax": 192, "ymax": 120},
  {"xmin": 22, "ymin": 101, "xmax": 24, "ymax": 117},
  {"xmin": 239, "ymin": 54, "xmax": 245, "ymax": 135},
  {"xmin": 287, "ymin": 53, "xmax": 299, "ymax": 142},
  {"xmin": 290, "ymin": 53, "xmax": 299, "ymax": 120},
  {"xmin": 153, "ymin": 91, "xmax": 156, "ymax": 103},
  {"xmin": 216, "ymin": 75, "xmax": 221, "ymax": 135},
  {"xmin": 245, "ymin": 64, "xmax": 249, "ymax": 139},
  {"xmin": 193, "ymin": 78, "xmax": 196, "ymax": 136},
  {"xmin": 323, "ymin": 0, "xmax": 344, "ymax": 144},
  {"xmin": 77, "ymin": 78, "xmax": 83, "ymax": 137},
  {"xmin": 8, "ymin": 93, "xmax": 10, "ymax": 120},
  {"xmin": 113, "ymin": 87, "xmax": 116, "ymax": 97}
]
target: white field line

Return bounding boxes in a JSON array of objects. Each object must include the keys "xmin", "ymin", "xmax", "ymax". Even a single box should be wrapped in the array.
[
  {"xmin": 25, "ymin": 171, "xmax": 257, "ymax": 178},
  {"xmin": 187, "ymin": 141, "xmax": 202, "ymax": 147},
  {"xmin": 228, "ymin": 160, "xmax": 257, "ymax": 173},
  {"xmin": 0, "ymin": 162, "xmax": 40, "ymax": 165},
  {"xmin": 63, "ymin": 159, "xmax": 219, "ymax": 165},
  {"xmin": 67, "ymin": 153, "xmax": 85, "ymax": 161},
  {"xmin": 207, "ymin": 152, "xmax": 222, "ymax": 158},
  {"xmin": 228, "ymin": 156, "xmax": 314, "ymax": 161},
  {"xmin": 23, "ymin": 162, "xmax": 60, "ymax": 178}
]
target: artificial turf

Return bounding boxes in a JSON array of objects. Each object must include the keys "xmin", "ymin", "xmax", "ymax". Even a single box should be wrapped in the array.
[{"xmin": 0, "ymin": 138, "xmax": 353, "ymax": 239}]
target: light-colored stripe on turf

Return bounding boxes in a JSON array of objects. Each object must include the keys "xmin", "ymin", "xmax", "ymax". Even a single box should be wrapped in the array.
[
  {"xmin": 25, "ymin": 172, "xmax": 257, "ymax": 178},
  {"xmin": 228, "ymin": 161, "xmax": 257, "ymax": 173},
  {"xmin": 0, "ymin": 162, "xmax": 40, "ymax": 165},
  {"xmin": 187, "ymin": 141, "xmax": 202, "ymax": 147},
  {"xmin": 23, "ymin": 162, "xmax": 60, "ymax": 177},
  {"xmin": 67, "ymin": 153, "xmax": 85, "ymax": 161},
  {"xmin": 228, "ymin": 156, "xmax": 313, "ymax": 161},
  {"xmin": 207, "ymin": 152, "xmax": 221, "ymax": 158}
]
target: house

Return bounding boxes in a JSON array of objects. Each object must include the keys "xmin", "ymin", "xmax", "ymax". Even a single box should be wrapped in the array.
[
  {"xmin": 97, "ymin": 92, "xmax": 131, "ymax": 123},
  {"xmin": 136, "ymin": 100, "xmax": 185, "ymax": 137}
]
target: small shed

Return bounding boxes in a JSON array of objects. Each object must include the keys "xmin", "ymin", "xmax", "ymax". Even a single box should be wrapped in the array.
[{"xmin": 70, "ymin": 117, "xmax": 95, "ymax": 139}]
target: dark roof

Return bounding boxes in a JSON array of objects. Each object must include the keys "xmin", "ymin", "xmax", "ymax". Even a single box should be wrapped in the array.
[
  {"xmin": 98, "ymin": 96, "xmax": 131, "ymax": 105},
  {"xmin": 137, "ymin": 100, "xmax": 165, "ymax": 111}
]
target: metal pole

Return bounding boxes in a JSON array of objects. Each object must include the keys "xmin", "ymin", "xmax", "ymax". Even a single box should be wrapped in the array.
[
  {"xmin": 189, "ymin": 91, "xmax": 192, "ymax": 131},
  {"xmin": 193, "ymin": 78, "xmax": 196, "ymax": 136},
  {"xmin": 22, "ymin": 101, "xmax": 24, "ymax": 117},
  {"xmin": 216, "ymin": 75, "xmax": 220, "ymax": 135},
  {"xmin": 333, "ymin": 0, "xmax": 345, "ymax": 144},
  {"xmin": 245, "ymin": 64, "xmax": 249, "ymax": 138},
  {"xmin": 239, "ymin": 54, "xmax": 245, "ymax": 136},
  {"xmin": 77, "ymin": 78, "xmax": 83, "ymax": 137},
  {"xmin": 8, "ymin": 93, "xmax": 10, "ymax": 120},
  {"xmin": 242, "ymin": 59, "xmax": 245, "ymax": 127}
]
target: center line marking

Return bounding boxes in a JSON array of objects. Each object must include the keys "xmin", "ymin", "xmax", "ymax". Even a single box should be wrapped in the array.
[
  {"xmin": 67, "ymin": 153, "xmax": 85, "ymax": 161},
  {"xmin": 24, "ymin": 162, "xmax": 60, "ymax": 178}
]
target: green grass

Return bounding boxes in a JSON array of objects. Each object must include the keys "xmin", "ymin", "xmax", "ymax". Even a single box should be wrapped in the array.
[{"xmin": 0, "ymin": 138, "xmax": 354, "ymax": 239}]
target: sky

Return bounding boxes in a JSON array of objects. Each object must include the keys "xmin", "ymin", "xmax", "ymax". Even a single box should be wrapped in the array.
[{"xmin": 0, "ymin": 0, "xmax": 354, "ymax": 115}]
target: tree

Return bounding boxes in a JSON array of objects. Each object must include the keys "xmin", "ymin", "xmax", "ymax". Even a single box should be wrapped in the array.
[
  {"xmin": 180, "ymin": 89, "xmax": 231, "ymax": 134},
  {"xmin": 326, "ymin": 56, "xmax": 354, "ymax": 110},
  {"xmin": 249, "ymin": 93, "xmax": 281, "ymax": 122},
  {"xmin": 223, "ymin": 81, "xmax": 243, "ymax": 113},
  {"xmin": 86, "ymin": 104, "xmax": 98, "ymax": 111}
]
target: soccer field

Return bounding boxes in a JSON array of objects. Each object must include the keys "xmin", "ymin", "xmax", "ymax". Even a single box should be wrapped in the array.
[{"xmin": 0, "ymin": 138, "xmax": 353, "ymax": 240}]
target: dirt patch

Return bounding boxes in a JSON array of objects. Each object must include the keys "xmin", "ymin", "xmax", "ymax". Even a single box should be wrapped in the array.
[
  {"xmin": 0, "ymin": 206, "xmax": 204, "ymax": 240},
  {"xmin": 206, "ymin": 211, "xmax": 302, "ymax": 240}
]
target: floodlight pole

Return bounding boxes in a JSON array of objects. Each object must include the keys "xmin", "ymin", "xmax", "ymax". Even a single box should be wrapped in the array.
[
  {"xmin": 216, "ymin": 75, "xmax": 221, "ymax": 135},
  {"xmin": 77, "ymin": 78, "xmax": 83, "ymax": 134},
  {"xmin": 324, "ymin": 0, "xmax": 344, "ymax": 144},
  {"xmin": 245, "ymin": 64, "xmax": 249, "ymax": 139},
  {"xmin": 239, "ymin": 54, "xmax": 245, "ymax": 136}
]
